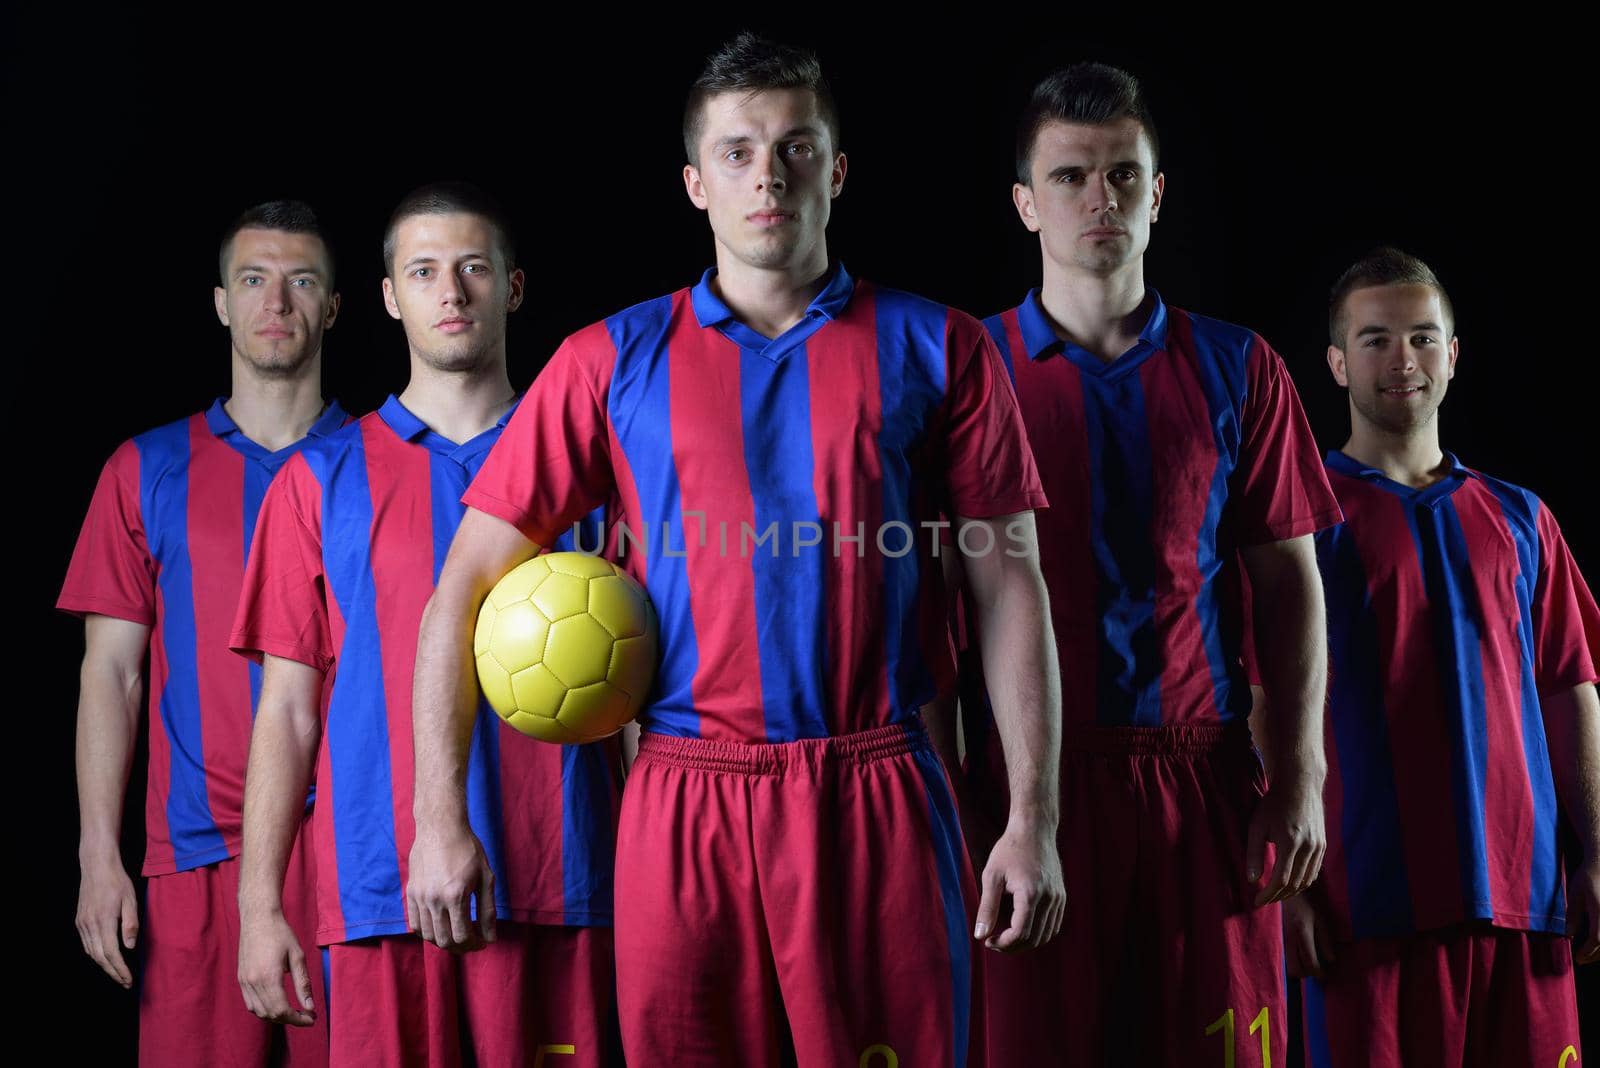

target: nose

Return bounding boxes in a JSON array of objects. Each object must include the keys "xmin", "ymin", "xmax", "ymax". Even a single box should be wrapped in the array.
[
  {"xmin": 264, "ymin": 277, "xmax": 291, "ymax": 313},
  {"xmin": 1086, "ymin": 173, "xmax": 1118, "ymax": 214},
  {"xmin": 756, "ymin": 146, "xmax": 787, "ymax": 194},
  {"xmin": 438, "ymin": 269, "xmax": 467, "ymax": 306},
  {"xmin": 1393, "ymin": 342, "xmax": 1420, "ymax": 374}
]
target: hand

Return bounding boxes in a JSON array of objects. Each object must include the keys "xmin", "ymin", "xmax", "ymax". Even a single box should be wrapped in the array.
[
  {"xmin": 973, "ymin": 821, "xmax": 1065, "ymax": 951},
  {"xmin": 1567, "ymin": 855, "xmax": 1600, "ymax": 965},
  {"xmin": 238, "ymin": 911, "xmax": 316, "ymax": 1026},
  {"xmin": 1246, "ymin": 771, "xmax": 1325, "ymax": 907},
  {"xmin": 76, "ymin": 856, "xmax": 138, "ymax": 988},
  {"xmin": 406, "ymin": 822, "xmax": 496, "ymax": 952},
  {"xmin": 1282, "ymin": 893, "xmax": 1336, "ymax": 979}
]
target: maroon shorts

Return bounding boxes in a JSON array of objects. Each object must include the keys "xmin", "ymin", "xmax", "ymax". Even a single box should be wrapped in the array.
[
  {"xmin": 614, "ymin": 720, "xmax": 982, "ymax": 1067},
  {"xmin": 324, "ymin": 923, "xmax": 615, "ymax": 1068},
  {"xmin": 1302, "ymin": 925, "xmax": 1582, "ymax": 1067},
  {"xmin": 139, "ymin": 816, "xmax": 325, "ymax": 1066},
  {"xmin": 976, "ymin": 723, "xmax": 1284, "ymax": 1067}
]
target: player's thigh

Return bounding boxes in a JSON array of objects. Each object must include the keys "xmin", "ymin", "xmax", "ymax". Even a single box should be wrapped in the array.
[
  {"xmin": 456, "ymin": 922, "xmax": 616, "ymax": 1068},
  {"xmin": 326, "ymin": 935, "xmax": 461, "ymax": 1068}
]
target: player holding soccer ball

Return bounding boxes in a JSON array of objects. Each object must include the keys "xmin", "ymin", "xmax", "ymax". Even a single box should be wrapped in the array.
[
  {"xmin": 230, "ymin": 183, "xmax": 620, "ymax": 1066},
  {"xmin": 1275, "ymin": 249, "xmax": 1598, "ymax": 1066},
  {"xmin": 411, "ymin": 34, "xmax": 1065, "ymax": 1067},
  {"xmin": 58, "ymin": 201, "xmax": 344, "ymax": 1067}
]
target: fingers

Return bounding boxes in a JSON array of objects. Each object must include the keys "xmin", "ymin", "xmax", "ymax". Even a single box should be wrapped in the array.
[
  {"xmin": 240, "ymin": 943, "xmax": 316, "ymax": 1027},
  {"xmin": 1245, "ymin": 808, "xmax": 1269, "ymax": 888},
  {"xmin": 478, "ymin": 866, "xmax": 497, "ymax": 944},
  {"xmin": 1283, "ymin": 910, "xmax": 1321, "ymax": 979},
  {"xmin": 290, "ymin": 950, "xmax": 315, "ymax": 1012},
  {"xmin": 78, "ymin": 904, "xmax": 133, "ymax": 987},
  {"xmin": 405, "ymin": 887, "xmax": 422, "ymax": 937},
  {"xmin": 446, "ymin": 898, "xmax": 476, "ymax": 950},
  {"xmin": 119, "ymin": 892, "xmax": 140, "ymax": 951},
  {"xmin": 973, "ymin": 865, "xmax": 1002, "ymax": 942},
  {"xmin": 991, "ymin": 884, "xmax": 1039, "ymax": 951}
]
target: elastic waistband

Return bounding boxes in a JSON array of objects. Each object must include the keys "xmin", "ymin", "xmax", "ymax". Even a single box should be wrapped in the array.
[
  {"xmin": 1063, "ymin": 720, "xmax": 1252, "ymax": 755},
  {"xmin": 636, "ymin": 719, "xmax": 930, "ymax": 775}
]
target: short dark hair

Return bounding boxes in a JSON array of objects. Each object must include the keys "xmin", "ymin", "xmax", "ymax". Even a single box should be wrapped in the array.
[
  {"xmin": 1016, "ymin": 63, "xmax": 1160, "ymax": 184},
  {"xmin": 1328, "ymin": 247, "xmax": 1455, "ymax": 348},
  {"xmin": 218, "ymin": 200, "xmax": 333, "ymax": 285},
  {"xmin": 382, "ymin": 181, "xmax": 517, "ymax": 276},
  {"xmin": 683, "ymin": 32, "xmax": 840, "ymax": 164}
]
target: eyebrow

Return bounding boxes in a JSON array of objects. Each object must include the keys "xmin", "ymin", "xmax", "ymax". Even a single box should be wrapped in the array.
[
  {"xmin": 1355, "ymin": 321, "xmax": 1445, "ymax": 336},
  {"xmin": 713, "ymin": 124, "xmax": 824, "ymax": 149},
  {"xmin": 234, "ymin": 264, "xmax": 325, "ymax": 278},
  {"xmin": 402, "ymin": 251, "xmax": 492, "ymax": 269}
]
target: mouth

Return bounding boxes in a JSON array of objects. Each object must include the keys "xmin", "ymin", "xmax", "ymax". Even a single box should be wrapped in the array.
[
  {"xmin": 748, "ymin": 210, "xmax": 796, "ymax": 227},
  {"xmin": 1380, "ymin": 385, "xmax": 1425, "ymax": 397},
  {"xmin": 435, "ymin": 317, "xmax": 475, "ymax": 333},
  {"xmin": 257, "ymin": 327, "xmax": 294, "ymax": 339},
  {"xmin": 1081, "ymin": 227, "xmax": 1127, "ymax": 239}
]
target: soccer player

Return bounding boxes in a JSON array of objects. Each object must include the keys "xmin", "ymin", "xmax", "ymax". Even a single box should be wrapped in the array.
[
  {"xmin": 956, "ymin": 64, "xmax": 1343, "ymax": 1066},
  {"xmin": 58, "ymin": 200, "xmax": 345, "ymax": 1066},
  {"xmin": 1278, "ymin": 248, "xmax": 1598, "ymax": 1066},
  {"xmin": 230, "ymin": 183, "xmax": 620, "ymax": 1067},
  {"xmin": 409, "ymin": 34, "xmax": 1065, "ymax": 1067}
]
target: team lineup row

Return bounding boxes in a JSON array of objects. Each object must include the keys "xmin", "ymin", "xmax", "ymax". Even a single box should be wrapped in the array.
[{"xmin": 61, "ymin": 33, "xmax": 1596, "ymax": 1068}]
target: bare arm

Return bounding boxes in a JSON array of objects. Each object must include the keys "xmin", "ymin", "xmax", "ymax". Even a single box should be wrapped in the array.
[
  {"xmin": 956, "ymin": 510, "xmax": 1063, "ymax": 951},
  {"xmin": 1545, "ymin": 682, "xmax": 1600, "ymax": 963},
  {"xmin": 75, "ymin": 614, "xmax": 149, "ymax": 988},
  {"xmin": 409, "ymin": 507, "xmax": 540, "ymax": 950},
  {"xmin": 921, "ymin": 549, "xmax": 966, "ymax": 776},
  {"xmin": 236, "ymin": 653, "xmax": 323, "ymax": 1026},
  {"xmin": 1239, "ymin": 534, "xmax": 1328, "ymax": 906}
]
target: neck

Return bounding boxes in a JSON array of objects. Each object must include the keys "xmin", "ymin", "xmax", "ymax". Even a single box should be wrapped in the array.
[
  {"xmin": 1341, "ymin": 412, "xmax": 1448, "ymax": 489},
  {"xmin": 710, "ymin": 244, "xmax": 831, "ymax": 339},
  {"xmin": 1037, "ymin": 257, "xmax": 1149, "ymax": 362},
  {"xmin": 397, "ymin": 352, "xmax": 516, "ymax": 445},
  {"xmin": 225, "ymin": 352, "xmax": 326, "ymax": 451}
]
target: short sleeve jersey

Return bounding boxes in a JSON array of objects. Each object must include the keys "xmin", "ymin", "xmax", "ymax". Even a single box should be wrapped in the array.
[
  {"xmin": 57, "ymin": 399, "xmax": 348, "ymax": 876},
  {"xmin": 464, "ymin": 264, "xmax": 1046, "ymax": 744},
  {"xmin": 981, "ymin": 290, "xmax": 1341, "ymax": 730},
  {"xmin": 1313, "ymin": 451, "xmax": 1600, "ymax": 940},
  {"xmin": 229, "ymin": 396, "xmax": 619, "ymax": 945}
]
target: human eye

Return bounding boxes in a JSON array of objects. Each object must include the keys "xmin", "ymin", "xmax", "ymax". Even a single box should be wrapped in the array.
[
  {"xmin": 290, "ymin": 277, "xmax": 315, "ymax": 288},
  {"xmin": 412, "ymin": 266, "xmax": 431, "ymax": 279},
  {"xmin": 242, "ymin": 275, "xmax": 262, "ymax": 287},
  {"xmin": 785, "ymin": 142, "xmax": 815, "ymax": 157}
]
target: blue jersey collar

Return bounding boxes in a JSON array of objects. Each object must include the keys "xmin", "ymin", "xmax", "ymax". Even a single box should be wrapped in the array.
[
  {"xmin": 1326, "ymin": 448, "xmax": 1469, "ymax": 505},
  {"xmin": 204, "ymin": 397, "xmax": 349, "ymax": 460},
  {"xmin": 377, "ymin": 393, "xmax": 516, "ymax": 458},
  {"xmin": 691, "ymin": 262, "xmax": 855, "ymax": 361},
  {"xmin": 1017, "ymin": 287, "xmax": 1170, "ymax": 367}
]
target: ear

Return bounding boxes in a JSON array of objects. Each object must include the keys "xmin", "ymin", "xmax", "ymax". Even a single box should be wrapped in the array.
[
  {"xmin": 1012, "ymin": 182, "xmax": 1041, "ymax": 234},
  {"xmin": 1327, "ymin": 344, "xmax": 1349, "ymax": 387},
  {"xmin": 505, "ymin": 268, "xmax": 526, "ymax": 314},
  {"xmin": 830, "ymin": 151, "xmax": 848, "ymax": 198},
  {"xmin": 324, "ymin": 291, "xmax": 341, "ymax": 330},
  {"xmin": 683, "ymin": 163, "xmax": 709, "ymax": 211},
  {"xmin": 1446, "ymin": 335, "xmax": 1459, "ymax": 379},
  {"xmin": 381, "ymin": 277, "xmax": 402, "ymax": 322},
  {"xmin": 214, "ymin": 285, "xmax": 230, "ymax": 326},
  {"xmin": 1150, "ymin": 171, "xmax": 1165, "ymax": 223}
]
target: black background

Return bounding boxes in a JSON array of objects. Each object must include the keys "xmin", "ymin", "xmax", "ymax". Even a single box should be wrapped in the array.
[{"xmin": 16, "ymin": 18, "xmax": 1595, "ymax": 1064}]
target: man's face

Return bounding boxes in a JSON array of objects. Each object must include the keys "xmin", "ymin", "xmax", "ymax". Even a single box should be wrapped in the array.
[
  {"xmin": 1014, "ymin": 118, "xmax": 1163, "ymax": 277},
  {"xmin": 683, "ymin": 88, "xmax": 846, "ymax": 273},
  {"xmin": 381, "ymin": 212, "xmax": 524, "ymax": 373},
  {"xmin": 1329, "ymin": 283, "xmax": 1458, "ymax": 435},
  {"xmin": 213, "ymin": 228, "xmax": 338, "ymax": 376}
]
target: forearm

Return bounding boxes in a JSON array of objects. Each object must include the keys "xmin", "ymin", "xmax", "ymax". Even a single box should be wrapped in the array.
[
  {"xmin": 76, "ymin": 660, "xmax": 140, "ymax": 863},
  {"xmin": 239, "ymin": 661, "xmax": 322, "ymax": 920},
  {"xmin": 411, "ymin": 587, "xmax": 483, "ymax": 831},
  {"xmin": 1545, "ymin": 683, "xmax": 1600, "ymax": 859},
  {"xmin": 921, "ymin": 692, "xmax": 962, "ymax": 777},
  {"xmin": 975, "ymin": 562, "xmax": 1060, "ymax": 829},
  {"xmin": 1242, "ymin": 538, "xmax": 1327, "ymax": 785}
]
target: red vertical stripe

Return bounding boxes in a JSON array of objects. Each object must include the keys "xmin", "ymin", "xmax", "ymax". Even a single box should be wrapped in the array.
[
  {"xmin": 805, "ymin": 287, "xmax": 887, "ymax": 735},
  {"xmin": 1004, "ymin": 314, "xmax": 1099, "ymax": 730},
  {"xmin": 146, "ymin": 578, "xmax": 175, "ymax": 872},
  {"xmin": 1452, "ymin": 489, "xmax": 1536, "ymax": 922},
  {"xmin": 1355, "ymin": 486, "xmax": 1466, "ymax": 927},
  {"xmin": 1141, "ymin": 323, "xmax": 1223, "ymax": 724},
  {"xmin": 668, "ymin": 296, "xmax": 767, "ymax": 742},
  {"xmin": 186, "ymin": 422, "xmax": 251, "ymax": 849},
  {"xmin": 361, "ymin": 424, "xmax": 431, "ymax": 891}
]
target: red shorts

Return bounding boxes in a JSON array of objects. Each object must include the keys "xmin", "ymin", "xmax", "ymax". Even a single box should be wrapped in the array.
[
  {"xmin": 976, "ymin": 723, "xmax": 1284, "ymax": 1067},
  {"xmin": 1302, "ymin": 925, "xmax": 1582, "ymax": 1067},
  {"xmin": 614, "ymin": 720, "xmax": 982, "ymax": 1067},
  {"xmin": 324, "ymin": 923, "xmax": 615, "ymax": 1068},
  {"xmin": 139, "ymin": 816, "xmax": 325, "ymax": 1067}
]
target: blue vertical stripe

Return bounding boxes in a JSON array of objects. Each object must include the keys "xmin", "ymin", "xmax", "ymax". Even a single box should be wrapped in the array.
[
  {"xmin": 135, "ymin": 422, "xmax": 228, "ymax": 865},
  {"xmin": 1428, "ymin": 500, "xmax": 1494, "ymax": 915},
  {"xmin": 241, "ymin": 462, "xmax": 275, "ymax": 717},
  {"xmin": 911, "ymin": 744, "xmax": 971, "ymax": 1067},
  {"xmin": 304, "ymin": 438, "xmax": 403, "ymax": 932},
  {"xmin": 1318, "ymin": 524, "xmax": 1413, "ymax": 937},
  {"xmin": 1476, "ymin": 481, "xmax": 1563, "ymax": 926},
  {"xmin": 980, "ymin": 313, "xmax": 1018, "ymax": 385},
  {"xmin": 874, "ymin": 290, "xmax": 946, "ymax": 719},
  {"xmin": 739, "ymin": 344, "xmax": 827, "ymax": 741},
  {"xmin": 1302, "ymin": 977, "xmax": 1333, "ymax": 1068},
  {"xmin": 1081, "ymin": 373, "xmax": 1163, "ymax": 726},
  {"xmin": 560, "ymin": 744, "xmax": 615, "ymax": 924},
  {"xmin": 607, "ymin": 297, "xmax": 702, "ymax": 737},
  {"xmin": 1181, "ymin": 315, "xmax": 1252, "ymax": 723}
]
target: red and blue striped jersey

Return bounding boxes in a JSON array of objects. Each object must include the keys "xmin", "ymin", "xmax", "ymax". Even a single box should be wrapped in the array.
[
  {"xmin": 464, "ymin": 265, "xmax": 1046, "ymax": 744},
  {"xmin": 981, "ymin": 290, "xmax": 1340, "ymax": 730},
  {"xmin": 58, "ymin": 398, "xmax": 349, "ymax": 876},
  {"xmin": 229, "ymin": 396, "xmax": 620, "ymax": 945},
  {"xmin": 1314, "ymin": 450, "xmax": 1599, "ymax": 939}
]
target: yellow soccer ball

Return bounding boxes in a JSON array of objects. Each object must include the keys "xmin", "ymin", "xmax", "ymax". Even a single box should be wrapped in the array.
[{"xmin": 474, "ymin": 552, "xmax": 658, "ymax": 743}]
